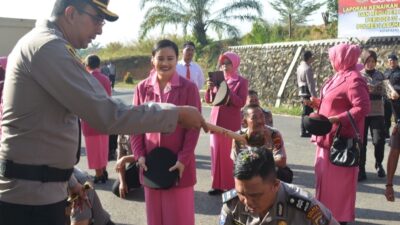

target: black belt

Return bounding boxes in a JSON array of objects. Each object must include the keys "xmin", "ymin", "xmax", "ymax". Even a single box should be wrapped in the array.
[{"xmin": 0, "ymin": 160, "xmax": 73, "ymax": 182}]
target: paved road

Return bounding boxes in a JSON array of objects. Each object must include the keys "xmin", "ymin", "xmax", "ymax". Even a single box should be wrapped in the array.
[{"xmin": 77, "ymin": 88, "xmax": 400, "ymax": 225}]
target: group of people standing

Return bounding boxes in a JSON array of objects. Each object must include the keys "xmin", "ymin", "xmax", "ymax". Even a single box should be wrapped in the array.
[
  {"xmin": 0, "ymin": 1, "xmax": 207, "ymax": 225},
  {"xmin": 297, "ymin": 44, "xmax": 400, "ymax": 225}
]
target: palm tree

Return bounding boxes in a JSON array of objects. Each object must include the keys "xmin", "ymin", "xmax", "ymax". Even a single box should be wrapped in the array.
[
  {"xmin": 270, "ymin": 0, "xmax": 324, "ymax": 39},
  {"xmin": 139, "ymin": 0, "xmax": 263, "ymax": 46}
]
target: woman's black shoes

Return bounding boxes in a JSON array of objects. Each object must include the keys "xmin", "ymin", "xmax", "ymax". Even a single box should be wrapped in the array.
[
  {"xmin": 93, "ymin": 174, "xmax": 107, "ymax": 184},
  {"xmin": 104, "ymin": 170, "xmax": 109, "ymax": 180}
]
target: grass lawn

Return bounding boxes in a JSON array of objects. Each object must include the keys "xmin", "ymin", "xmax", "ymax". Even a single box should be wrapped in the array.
[{"xmin": 270, "ymin": 105, "xmax": 302, "ymax": 117}]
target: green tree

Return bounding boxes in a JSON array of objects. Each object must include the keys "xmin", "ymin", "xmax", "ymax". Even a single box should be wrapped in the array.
[
  {"xmin": 139, "ymin": 0, "xmax": 263, "ymax": 46},
  {"xmin": 241, "ymin": 20, "xmax": 286, "ymax": 44},
  {"xmin": 241, "ymin": 19, "xmax": 269, "ymax": 44},
  {"xmin": 326, "ymin": 0, "xmax": 338, "ymax": 21},
  {"xmin": 322, "ymin": 0, "xmax": 338, "ymax": 37},
  {"xmin": 270, "ymin": 0, "xmax": 324, "ymax": 39}
]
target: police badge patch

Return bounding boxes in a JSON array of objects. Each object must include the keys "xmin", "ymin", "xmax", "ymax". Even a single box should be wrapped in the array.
[
  {"xmin": 277, "ymin": 220, "xmax": 287, "ymax": 225},
  {"xmin": 288, "ymin": 195, "xmax": 311, "ymax": 212},
  {"xmin": 306, "ymin": 205, "xmax": 328, "ymax": 225}
]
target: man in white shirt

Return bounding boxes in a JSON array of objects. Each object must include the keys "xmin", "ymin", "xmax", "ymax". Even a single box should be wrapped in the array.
[{"xmin": 176, "ymin": 41, "xmax": 205, "ymax": 90}]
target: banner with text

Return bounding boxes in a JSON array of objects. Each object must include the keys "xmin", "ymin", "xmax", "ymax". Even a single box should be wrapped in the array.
[{"xmin": 338, "ymin": 0, "xmax": 400, "ymax": 38}]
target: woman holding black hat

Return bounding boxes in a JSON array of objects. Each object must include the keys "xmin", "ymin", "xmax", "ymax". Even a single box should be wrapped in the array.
[
  {"xmin": 131, "ymin": 39, "xmax": 201, "ymax": 225},
  {"xmin": 308, "ymin": 44, "xmax": 370, "ymax": 225},
  {"xmin": 358, "ymin": 50, "xmax": 387, "ymax": 181},
  {"xmin": 205, "ymin": 52, "xmax": 248, "ymax": 195}
]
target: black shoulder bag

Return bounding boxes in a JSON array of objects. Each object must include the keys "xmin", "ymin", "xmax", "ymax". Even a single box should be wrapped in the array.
[{"xmin": 329, "ymin": 111, "xmax": 361, "ymax": 167}]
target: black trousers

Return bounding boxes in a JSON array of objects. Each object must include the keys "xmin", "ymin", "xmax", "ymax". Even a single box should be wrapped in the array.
[
  {"xmin": 301, "ymin": 102, "xmax": 314, "ymax": 134},
  {"xmin": 0, "ymin": 199, "xmax": 67, "ymax": 225},
  {"xmin": 109, "ymin": 74, "xmax": 116, "ymax": 89},
  {"xmin": 384, "ymin": 98, "xmax": 393, "ymax": 135},
  {"xmin": 109, "ymin": 134, "xmax": 118, "ymax": 160},
  {"xmin": 360, "ymin": 116, "xmax": 385, "ymax": 168}
]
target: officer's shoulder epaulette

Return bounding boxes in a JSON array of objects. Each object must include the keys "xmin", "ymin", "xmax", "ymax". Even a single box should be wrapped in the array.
[
  {"xmin": 222, "ymin": 189, "xmax": 238, "ymax": 203},
  {"xmin": 287, "ymin": 193, "xmax": 312, "ymax": 213}
]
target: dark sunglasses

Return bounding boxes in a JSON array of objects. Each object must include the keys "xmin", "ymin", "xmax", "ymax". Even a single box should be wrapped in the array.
[{"xmin": 77, "ymin": 9, "xmax": 105, "ymax": 26}]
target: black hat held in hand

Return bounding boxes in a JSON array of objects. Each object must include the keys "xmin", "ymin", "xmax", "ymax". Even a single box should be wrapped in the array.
[
  {"xmin": 143, "ymin": 147, "xmax": 179, "ymax": 189},
  {"xmin": 303, "ymin": 113, "xmax": 332, "ymax": 136}
]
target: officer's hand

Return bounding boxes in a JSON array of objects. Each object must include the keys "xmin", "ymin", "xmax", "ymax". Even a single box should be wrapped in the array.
[
  {"xmin": 137, "ymin": 156, "xmax": 148, "ymax": 171},
  {"xmin": 119, "ymin": 181, "xmax": 128, "ymax": 199},
  {"xmin": 385, "ymin": 185, "xmax": 395, "ymax": 201},
  {"xmin": 177, "ymin": 106, "xmax": 209, "ymax": 133},
  {"xmin": 169, "ymin": 161, "xmax": 185, "ymax": 179},
  {"xmin": 69, "ymin": 183, "xmax": 92, "ymax": 213}
]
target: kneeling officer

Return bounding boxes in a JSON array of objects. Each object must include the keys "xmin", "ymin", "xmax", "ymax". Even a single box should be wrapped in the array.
[{"xmin": 220, "ymin": 148, "xmax": 339, "ymax": 225}]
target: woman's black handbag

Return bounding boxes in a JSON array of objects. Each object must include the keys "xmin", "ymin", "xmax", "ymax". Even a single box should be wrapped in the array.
[{"xmin": 329, "ymin": 111, "xmax": 361, "ymax": 167}]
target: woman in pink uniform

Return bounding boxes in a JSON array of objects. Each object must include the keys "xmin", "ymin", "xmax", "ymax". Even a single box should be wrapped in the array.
[
  {"xmin": 205, "ymin": 52, "xmax": 248, "ymax": 195},
  {"xmin": 81, "ymin": 55, "xmax": 112, "ymax": 183},
  {"xmin": 131, "ymin": 39, "xmax": 201, "ymax": 225},
  {"xmin": 309, "ymin": 44, "xmax": 370, "ymax": 225}
]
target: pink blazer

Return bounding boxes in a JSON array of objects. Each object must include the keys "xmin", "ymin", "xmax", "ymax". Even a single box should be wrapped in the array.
[
  {"xmin": 205, "ymin": 76, "xmax": 248, "ymax": 131},
  {"xmin": 315, "ymin": 71, "xmax": 370, "ymax": 149},
  {"xmin": 81, "ymin": 69, "xmax": 112, "ymax": 136},
  {"xmin": 131, "ymin": 72, "xmax": 201, "ymax": 188}
]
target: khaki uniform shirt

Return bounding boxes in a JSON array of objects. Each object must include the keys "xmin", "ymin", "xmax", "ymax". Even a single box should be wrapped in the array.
[
  {"xmin": 220, "ymin": 182, "xmax": 337, "ymax": 225},
  {"xmin": 231, "ymin": 126, "xmax": 286, "ymax": 162},
  {"xmin": 0, "ymin": 20, "xmax": 178, "ymax": 205}
]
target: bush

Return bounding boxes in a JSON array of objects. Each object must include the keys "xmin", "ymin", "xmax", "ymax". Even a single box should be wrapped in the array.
[{"xmin": 123, "ymin": 72, "xmax": 134, "ymax": 84}]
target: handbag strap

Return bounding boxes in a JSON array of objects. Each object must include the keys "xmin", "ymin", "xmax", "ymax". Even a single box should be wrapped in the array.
[
  {"xmin": 346, "ymin": 111, "xmax": 361, "ymax": 140},
  {"xmin": 334, "ymin": 123, "xmax": 342, "ymax": 138}
]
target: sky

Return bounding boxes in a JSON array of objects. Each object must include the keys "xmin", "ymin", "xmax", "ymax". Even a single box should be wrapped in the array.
[{"xmin": 0, "ymin": 0, "xmax": 327, "ymax": 46}]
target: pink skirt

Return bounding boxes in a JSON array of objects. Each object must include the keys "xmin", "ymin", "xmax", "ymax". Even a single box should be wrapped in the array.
[
  {"xmin": 210, "ymin": 133, "xmax": 235, "ymax": 190},
  {"xmin": 315, "ymin": 146, "xmax": 358, "ymax": 222},
  {"xmin": 85, "ymin": 135, "xmax": 109, "ymax": 169},
  {"xmin": 144, "ymin": 186, "xmax": 194, "ymax": 225}
]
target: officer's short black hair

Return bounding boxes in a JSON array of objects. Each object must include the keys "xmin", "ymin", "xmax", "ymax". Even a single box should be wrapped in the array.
[
  {"xmin": 52, "ymin": 0, "xmax": 87, "ymax": 17},
  {"xmin": 85, "ymin": 54, "xmax": 101, "ymax": 69},
  {"xmin": 152, "ymin": 39, "xmax": 179, "ymax": 58},
  {"xmin": 183, "ymin": 41, "xmax": 195, "ymax": 49},
  {"xmin": 303, "ymin": 51, "xmax": 313, "ymax": 62},
  {"xmin": 234, "ymin": 148, "xmax": 276, "ymax": 182},
  {"xmin": 242, "ymin": 104, "xmax": 262, "ymax": 119},
  {"xmin": 248, "ymin": 89, "xmax": 258, "ymax": 97}
]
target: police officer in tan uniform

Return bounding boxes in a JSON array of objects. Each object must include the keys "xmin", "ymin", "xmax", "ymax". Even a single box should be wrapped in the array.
[
  {"xmin": 220, "ymin": 148, "xmax": 340, "ymax": 225},
  {"xmin": 232, "ymin": 104, "xmax": 292, "ymax": 183},
  {"xmin": 0, "ymin": 1, "xmax": 206, "ymax": 224}
]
